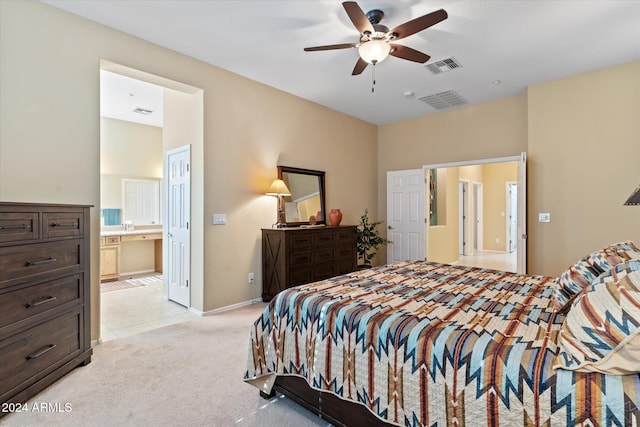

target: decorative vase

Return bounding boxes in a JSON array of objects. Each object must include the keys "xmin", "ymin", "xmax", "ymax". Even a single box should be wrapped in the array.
[{"xmin": 329, "ymin": 209, "xmax": 342, "ymax": 226}]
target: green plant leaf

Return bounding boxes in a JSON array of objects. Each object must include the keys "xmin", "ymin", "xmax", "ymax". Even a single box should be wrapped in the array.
[{"xmin": 356, "ymin": 208, "xmax": 391, "ymax": 267}]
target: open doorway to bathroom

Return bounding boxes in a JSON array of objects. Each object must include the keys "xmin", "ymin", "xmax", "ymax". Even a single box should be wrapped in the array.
[{"xmin": 99, "ymin": 63, "xmax": 200, "ymax": 341}]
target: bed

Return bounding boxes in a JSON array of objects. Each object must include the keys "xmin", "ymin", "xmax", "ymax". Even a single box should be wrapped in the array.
[{"xmin": 244, "ymin": 241, "xmax": 640, "ymax": 426}]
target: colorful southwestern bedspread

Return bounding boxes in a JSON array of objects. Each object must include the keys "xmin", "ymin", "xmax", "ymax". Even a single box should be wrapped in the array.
[{"xmin": 244, "ymin": 261, "xmax": 640, "ymax": 426}]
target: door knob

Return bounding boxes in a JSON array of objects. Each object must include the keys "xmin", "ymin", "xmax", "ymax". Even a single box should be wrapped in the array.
[{"xmin": 388, "ymin": 225, "xmax": 393, "ymax": 230}]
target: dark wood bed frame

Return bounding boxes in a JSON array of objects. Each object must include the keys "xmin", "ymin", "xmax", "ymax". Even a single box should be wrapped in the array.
[{"xmin": 260, "ymin": 376, "xmax": 396, "ymax": 427}]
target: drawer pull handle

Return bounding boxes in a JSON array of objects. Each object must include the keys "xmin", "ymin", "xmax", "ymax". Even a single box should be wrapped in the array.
[
  {"xmin": 0, "ymin": 224, "xmax": 29, "ymax": 230},
  {"xmin": 50, "ymin": 222, "xmax": 78, "ymax": 228},
  {"xmin": 25, "ymin": 257, "xmax": 57, "ymax": 267},
  {"xmin": 27, "ymin": 344, "xmax": 57, "ymax": 360},
  {"xmin": 26, "ymin": 296, "xmax": 57, "ymax": 308}
]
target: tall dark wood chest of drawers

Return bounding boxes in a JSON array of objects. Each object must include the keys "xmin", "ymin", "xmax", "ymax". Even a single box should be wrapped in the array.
[
  {"xmin": 262, "ymin": 225, "xmax": 357, "ymax": 301},
  {"xmin": 0, "ymin": 202, "xmax": 92, "ymax": 410}
]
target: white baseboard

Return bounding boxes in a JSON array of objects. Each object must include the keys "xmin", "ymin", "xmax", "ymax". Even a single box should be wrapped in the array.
[
  {"xmin": 119, "ymin": 269, "xmax": 157, "ymax": 278},
  {"xmin": 189, "ymin": 298, "xmax": 264, "ymax": 316}
]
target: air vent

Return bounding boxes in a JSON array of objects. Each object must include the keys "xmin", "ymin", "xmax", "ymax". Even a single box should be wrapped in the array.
[
  {"xmin": 419, "ymin": 90, "xmax": 468, "ymax": 110},
  {"xmin": 426, "ymin": 57, "xmax": 462, "ymax": 74},
  {"xmin": 133, "ymin": 107, "xmax": 153, "ymax": 115}
]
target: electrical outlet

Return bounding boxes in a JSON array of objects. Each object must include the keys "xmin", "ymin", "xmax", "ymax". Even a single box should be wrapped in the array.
[
  {"xmin": 248, "ymin": 272, "xmax": 254, "ymax": 284},
  {"xmin": 495, "ymin": 238, "xmax": 500, "ymax": 244}
]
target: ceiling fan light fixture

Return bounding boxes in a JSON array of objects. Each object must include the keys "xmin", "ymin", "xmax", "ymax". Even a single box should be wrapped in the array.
[{"xmin": 358, "ymin": 40, "xmax": 390, "ymax": 64}]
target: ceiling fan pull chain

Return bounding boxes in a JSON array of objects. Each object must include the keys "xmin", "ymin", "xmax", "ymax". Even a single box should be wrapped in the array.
[{"xmin": 371, "ymin": 63, "xmax": 376, "ymax": 93}]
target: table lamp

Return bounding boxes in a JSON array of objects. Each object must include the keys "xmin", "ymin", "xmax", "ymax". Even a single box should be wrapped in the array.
[
  {"xmin": 624, "ymin": 185, "xmax": 640, "ymax": 206},
  {"xmin": 266, "ymin": 179, "xmax": 291, "ymax": 228}
]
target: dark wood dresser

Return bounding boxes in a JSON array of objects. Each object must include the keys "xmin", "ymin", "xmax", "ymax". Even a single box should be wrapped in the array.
[
  {"xmin": 0, "ymin": 202, "xmax": 92, "ymax": 410},
  {"xmin": 262, "ymin": 225, "xmax": 357, "ymax": 301}
]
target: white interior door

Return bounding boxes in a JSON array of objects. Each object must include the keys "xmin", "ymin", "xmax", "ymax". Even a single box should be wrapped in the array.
[
  {"xmin": 517, "ymin": 152, "xmax": 527, "ymax": 273},
  {"xmin": 387, "ymin": 169, "xmax": 425, "ymax": 263},
  {"xmin": 166, "ymin": 145, "xmax": 191, "ymax": 307}
]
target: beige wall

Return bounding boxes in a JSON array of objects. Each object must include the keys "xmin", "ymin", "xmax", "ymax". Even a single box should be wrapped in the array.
[
  {"xmin": 380, "ymin": 95, "xmax": 528, "ymax": 264},
  {"xmin": 427, "ymin": 162, "xmax": 517, "ymax": 263},
  {"xmin": 527, "ymin": 62, "xmax": 640, "ymax": 275},
  {"xmin": 482, "ymin": 162, "xmax": 517, "ymax": 251},
  {"xmin": 162, "ymin": 86, "xmax": 205, "ymax": 311},
  {"xmin": 428, "ymin": 167, "xmax": 460, "ymax": 263},
  {"xmin": 100, "ymin": 117, "xmax": 163, "ymax": 210},
  {"xmin": 458, "ymin": 162, "xmax": 518, "ymax": 253},
  {"xmin": 380, "ymin": 63, "xmax": 640, "ymax": 276},
  {"xmin": 201, "ymin": 74, "xmax": 378, "ymax": 310},
  {"xmin": 459, "ymin": 165, "xmax": 483, "ymax": 182},
  {"xmin": 101, "ymin": 117, "xmax": 163, "ymax": 178},
  {"xmin": 100, "ymin": 117, "xmax": 162, "ymax": 274},
  {"xmin": 0, "ymin": 1, "xmax": 377, "ymax": 339},
  {"xmin": 458, "ymin": 165, "xmax": 481, "ymax": 255}
]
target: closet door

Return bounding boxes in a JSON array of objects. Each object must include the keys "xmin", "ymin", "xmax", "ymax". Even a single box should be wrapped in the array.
[{"xmin": 166, "ymin": 145, "xmax": 191, "ymax": 308}]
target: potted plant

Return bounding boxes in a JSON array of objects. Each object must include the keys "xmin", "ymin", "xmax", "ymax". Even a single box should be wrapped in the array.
[{"xmin": 356, "ymin": 209, "xmax": 391, "ymax": 268}]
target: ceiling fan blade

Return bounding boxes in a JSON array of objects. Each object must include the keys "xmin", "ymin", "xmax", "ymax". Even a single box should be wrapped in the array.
[
  {"xmin": 389, "ymin": 44, "xmax": 430, "ymax": 63},
  {"xmin": 304, "ymin": 43, "xmax": 357, "ymax": 52},
  {"xmin": 343, "ymin": 1, "xmax": 374, "ymax": 35},
  {"xmin": 389, "ymin": 9, "xmax": 448, "ymax": 40},
  {"xmin": 352, "ymin": 57, "xmax": 368, "ymax": 75}
]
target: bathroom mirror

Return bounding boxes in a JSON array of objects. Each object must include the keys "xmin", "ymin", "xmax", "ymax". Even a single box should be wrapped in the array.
[{"xmin": 278, "ymin": 166, "xmax": 326, "ymax": 227}]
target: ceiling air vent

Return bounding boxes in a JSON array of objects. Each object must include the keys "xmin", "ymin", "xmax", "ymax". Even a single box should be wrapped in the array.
[
  {"xmin": 426, "ymin": 57, "xmax": 462, "ymax": 74},
  {"xmin": 133, "ymin": 107, "xmax": 153, "ymax": 115},
  {"xmin": 419, "ymin": 90, "xmax": 468, "ymax": 110}
]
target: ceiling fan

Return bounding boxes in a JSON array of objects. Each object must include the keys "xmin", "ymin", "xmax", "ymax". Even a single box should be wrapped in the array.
[{"xmin": 304, "ymin": 1, "xmax": 448, "ymax": 76}]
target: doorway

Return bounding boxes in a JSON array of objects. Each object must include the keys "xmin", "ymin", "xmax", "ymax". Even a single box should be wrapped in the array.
[
  {"xmin": 99, "ymin": 63, "xmax": 200, "ymax": 341},
  {"xmin": 424, "ymin": 155, "xmax": 526, "ymax": 273}
]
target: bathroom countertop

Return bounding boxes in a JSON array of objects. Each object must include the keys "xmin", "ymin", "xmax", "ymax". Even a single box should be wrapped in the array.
[{"xmin": 100, "ymin": 228, "xmax": 163, "ymax": 237}]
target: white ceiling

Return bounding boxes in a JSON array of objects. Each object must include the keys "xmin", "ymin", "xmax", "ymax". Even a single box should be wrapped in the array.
[
  {"xmin": 45, "ymin": 0, "xmax": 640, "ymax": 126},
  {"xmin": 100, "ymin": 70, "xmax": 164, "ymax": 127}
]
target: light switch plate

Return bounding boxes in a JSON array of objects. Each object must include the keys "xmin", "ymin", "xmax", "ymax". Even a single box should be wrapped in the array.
[
  {"xmin": 538, "ymin": 212, "xmax": 551, "ymax": 223},
  {"xmin": 213, "ymin": 213, "xmax": 226, "ymax": 225}
]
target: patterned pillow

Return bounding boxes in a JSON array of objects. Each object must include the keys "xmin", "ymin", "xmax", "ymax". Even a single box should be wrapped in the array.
[
  {"xmin": 553, "ymin": 259, "xmax": 640, "ymax": 374},
  {"xmin": 552, "ymin": 241, "xmax": 640, "ymax": 312}
]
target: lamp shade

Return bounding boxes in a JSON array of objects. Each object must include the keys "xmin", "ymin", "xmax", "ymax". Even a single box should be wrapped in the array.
[
  {"xmin": 358, "ymin": 40, "xmax": 391, "ymax": 64},
  {"xmin": 624, "ymin": 185, "xmax": 640, "ymax": 206},
  {"xmin": 266, "ymin": 179, "xmax": 291, "ymax": 196}
]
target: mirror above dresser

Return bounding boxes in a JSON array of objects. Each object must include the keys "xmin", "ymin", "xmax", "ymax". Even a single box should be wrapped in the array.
[{"xmin": 278, "ymin": 166, "xmax": 326, "ymax": 227}]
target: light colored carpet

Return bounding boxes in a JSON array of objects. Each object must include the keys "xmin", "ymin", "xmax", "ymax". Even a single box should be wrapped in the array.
[{"xmin": 2, "ymin": 303, "xmax": 331, "ymax": 427}]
